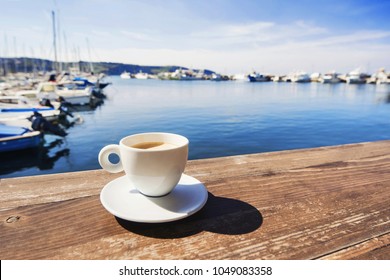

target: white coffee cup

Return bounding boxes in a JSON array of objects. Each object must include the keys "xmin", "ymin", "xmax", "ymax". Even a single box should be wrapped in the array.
[{"xmin": 98, "ymin": 132, "xmax": 189, "ymax": 197}]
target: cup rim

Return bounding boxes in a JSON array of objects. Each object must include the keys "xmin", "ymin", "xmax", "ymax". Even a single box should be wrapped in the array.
[{"xmin": 119, "ymin": 132, "xmax": 189, "ymax": 152}]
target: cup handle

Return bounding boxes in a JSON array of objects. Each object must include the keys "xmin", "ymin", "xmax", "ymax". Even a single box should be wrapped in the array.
[{"xmin": 98, "ymin": 144, "xmax": 123, "ymax": 173}]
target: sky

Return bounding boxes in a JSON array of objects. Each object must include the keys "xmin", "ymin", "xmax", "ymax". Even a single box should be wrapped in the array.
[{"xmin": 1, "ymin": 0, "xmax": 390, "ymax": 75}]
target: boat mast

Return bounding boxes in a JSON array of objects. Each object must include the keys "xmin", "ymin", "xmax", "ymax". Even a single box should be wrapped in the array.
[
  {"xmin": 86, "ymin": 37, "xmax": 94, "ymax": 74},
  {"xmin": 57, "ymin": 9, "xmax": 62, "ymax": 73},
  {"xmin": 52, "ymin": 10, "xmax": 58, "ymax": 73},
  {"xmin": 3, "ymin": 34, "xmax": 9, "ymax": 76}
]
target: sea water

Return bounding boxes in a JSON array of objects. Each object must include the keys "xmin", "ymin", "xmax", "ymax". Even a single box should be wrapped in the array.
[{"xmin": 1, "ymin": 77, "xmax": 390, "ymax": 178}]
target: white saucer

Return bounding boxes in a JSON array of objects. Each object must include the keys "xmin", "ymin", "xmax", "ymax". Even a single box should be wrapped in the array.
[{"xmin": 100, "ymin": 174, "xmax": 208, "ymax": 223}]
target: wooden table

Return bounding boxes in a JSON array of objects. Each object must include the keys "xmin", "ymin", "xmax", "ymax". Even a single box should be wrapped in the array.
[{"xmin": 1, "ymin": 141, "xmax": 389, "ymax": 260}]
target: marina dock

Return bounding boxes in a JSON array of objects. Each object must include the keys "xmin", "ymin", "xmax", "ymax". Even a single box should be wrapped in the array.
[{"xmin": 1, "ymin": 140, "xmax": 389, "ymax": 259}]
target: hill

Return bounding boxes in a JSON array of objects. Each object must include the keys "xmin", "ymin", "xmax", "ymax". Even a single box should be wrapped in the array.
[{"xmin": 0, "ymin": 57, "xmax": 215, "ymax": 76}]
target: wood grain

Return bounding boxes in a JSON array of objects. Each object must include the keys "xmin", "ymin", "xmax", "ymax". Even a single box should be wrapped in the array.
[{"xmin": 1, "ymin": 140, "xmax": 389, "ymax": 259}]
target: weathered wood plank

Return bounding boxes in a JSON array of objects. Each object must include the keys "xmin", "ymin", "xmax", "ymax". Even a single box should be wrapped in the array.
[
  {"xmin": 0, "ymin": 170, "xmax": 121, "ymax": 210},
  {"xmin": 1, "ymin": 140, "xmax": 389, "ymax": 259},
  {"xmin": 318, "ymin": 233, "xmax": 390, "ymax": 260}
]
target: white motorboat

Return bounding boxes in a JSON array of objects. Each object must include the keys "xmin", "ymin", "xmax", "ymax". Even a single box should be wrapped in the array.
[
  {"xmin": 120, "ymin": 71, "xmax": 131, "ymax": 79},
  {"xmin": 16, "ymin": 81, "xmax": 92, "ymax": 106},
  {"xmin": 320, "ymin": 72, "xmax": 341, "ymax": 84},
  {"xmin": 345, "ymin": 68, "xmax": 367, "ymax": 84},
  {"xmin": 0, "ymin": 115, "xmax": 32, "ymax": 129},
  {"xmin": 55, "ymin": 83, "xmax": 92, "ymax": 105},
  {"xmin": 290, "ymin": 71, "xmax": 311, "ymax": 83},
  {"xmin": 134, "ymin": 71, "xmax": 149, "ymax": 79},
  {"xmin": 272, "ymin": 75, "xmax": 284, "ymax": 82},
  {"xmin": 0, "ymin": 95, "xmax": 61, "ymax": 121},
  {"xmin": 15, "ymin": 82, "xmax": 58, "ymax": 102},
  {"xmin": 232, "ymin": 73, "xmax": 249, "ymax": 82},
  {"xmin": 310, "ymin": 73, "xmax": 321, "ymax": 82},
  {"xmin": 366, "ymin": 68, "xmax": 389, "ymax": 84}
]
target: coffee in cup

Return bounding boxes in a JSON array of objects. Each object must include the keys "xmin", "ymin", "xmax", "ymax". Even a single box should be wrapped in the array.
[{"xmin": 131, "ymin": 141, "xmax": 177, "ymax": 150}]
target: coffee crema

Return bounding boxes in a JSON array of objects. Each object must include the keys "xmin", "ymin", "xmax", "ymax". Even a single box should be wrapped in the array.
[{"xmin": 131, "ymin": 141, "xmax": 178, "ymax": 150}]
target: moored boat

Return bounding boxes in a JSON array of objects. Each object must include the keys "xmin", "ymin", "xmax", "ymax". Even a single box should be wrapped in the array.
[
  {"xmin": 210, "ymin": 73, "xmax": 222, "ymax": 81},
  {"xmin": 248, "ymin": 72, "xmax": 270, "ymax": 82},
  {"xmin": 319, "ymin": 72, "xmax": 341, "ymax": 84},
  {"xmin": 14, "ymin": 82, "xmax": 58, "ymax": 102},
  {"xmin": 290, "ymin": 71, "xmax": 311, "ymax": 83},
  {"xmin": 134, "ymin": 71, "xmax": 149, "ymax": 79},
  {"xmin": 232, "ymin": 73, "xmax": 249, "ymax": 82},
  {"xmin": 345, "ymin": 68, "xmax": 367, "ymax": 84},
  {"xmin": 120, "ymin": 71, "xmax": 131, "ymax": 79},
  {"xmin": 0, "ymin": 125, "xmax": 42, "ymax": 152},
  {"xmin": 55, "ymin": 84, "xmax": 92, "ymax": 105},
  {"xmin": 310, "ymin": 73, "xmax": 321, "ymax": 82},
  {"xmin": 70, "ymin": 76, "xmax": 110, "ymax": 92},
  {"xmin": 366, "ymin": 68, "xmax": 389, "ymax": 84},
  {"xmin": 0, "ymin": 95, "xmax": 61, "ymax": 121},
  {"xmin": 272, "ymin": 75, "xmax": 284, "ymax": 82},
  {"xmin": 16, "ymin": 81, "xmax": 93, "ymax": 106}
]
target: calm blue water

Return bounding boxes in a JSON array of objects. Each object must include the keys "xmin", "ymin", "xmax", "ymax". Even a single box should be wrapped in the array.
[{"xmin": 1, "ymin": 77, "xmax": 390, "ymax": 178}]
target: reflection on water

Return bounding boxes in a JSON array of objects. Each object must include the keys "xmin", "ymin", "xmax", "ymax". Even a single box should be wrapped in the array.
[
  {"xmin": 382, "ymin": 91, "xmax": 390, "ymax": 104},
  {"xmin": 0, "ymin": 138, "xmax": 69, "ymax": 176},
  {"xmin": 66, "ymin": 98, "xmax": 105, "ymax": 112}
]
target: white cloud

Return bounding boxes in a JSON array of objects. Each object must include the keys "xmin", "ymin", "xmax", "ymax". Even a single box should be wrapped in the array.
[
  {"xmin": 188, "ymin": 20, "xmax": 329, "ymax": 49},
  {"xmin": 303, "ymin": 30, "xmax": 390, "ymax": 48},
  {"xmin": 192, "ymin": 21, "xmax": 276, "ymax": 38},
  {"xmin": 120, "ymin": 30, "xmax": 159, "ymax": 42}
]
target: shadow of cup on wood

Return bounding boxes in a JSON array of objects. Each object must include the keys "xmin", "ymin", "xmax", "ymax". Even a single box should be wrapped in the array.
[{"xmin": 116, "ymin": 192, "xmax": 263, "ymax": 239}]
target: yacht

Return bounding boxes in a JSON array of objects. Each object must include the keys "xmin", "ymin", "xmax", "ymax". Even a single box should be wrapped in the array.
[
  {"xmin": 120, "ymin": 71, "xmax": 131, "ymax": 79},
  {"xmin": 290, "ymin": 71, "xmax": 311, "ymax": 83},
  {"xmin": 320, "ymin": 72, "xmax": 341, "ymax": 84},
  {"xmin": 248, "ymin": 72, "xmax": 270, "ymax": 82},
  {"xmin": 134, "ymin": 71, "xmax": 149, "ymax": 79},
  {"xmin": 345, "ymin": 68, "xmax": 367, "ymax": 84}
]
